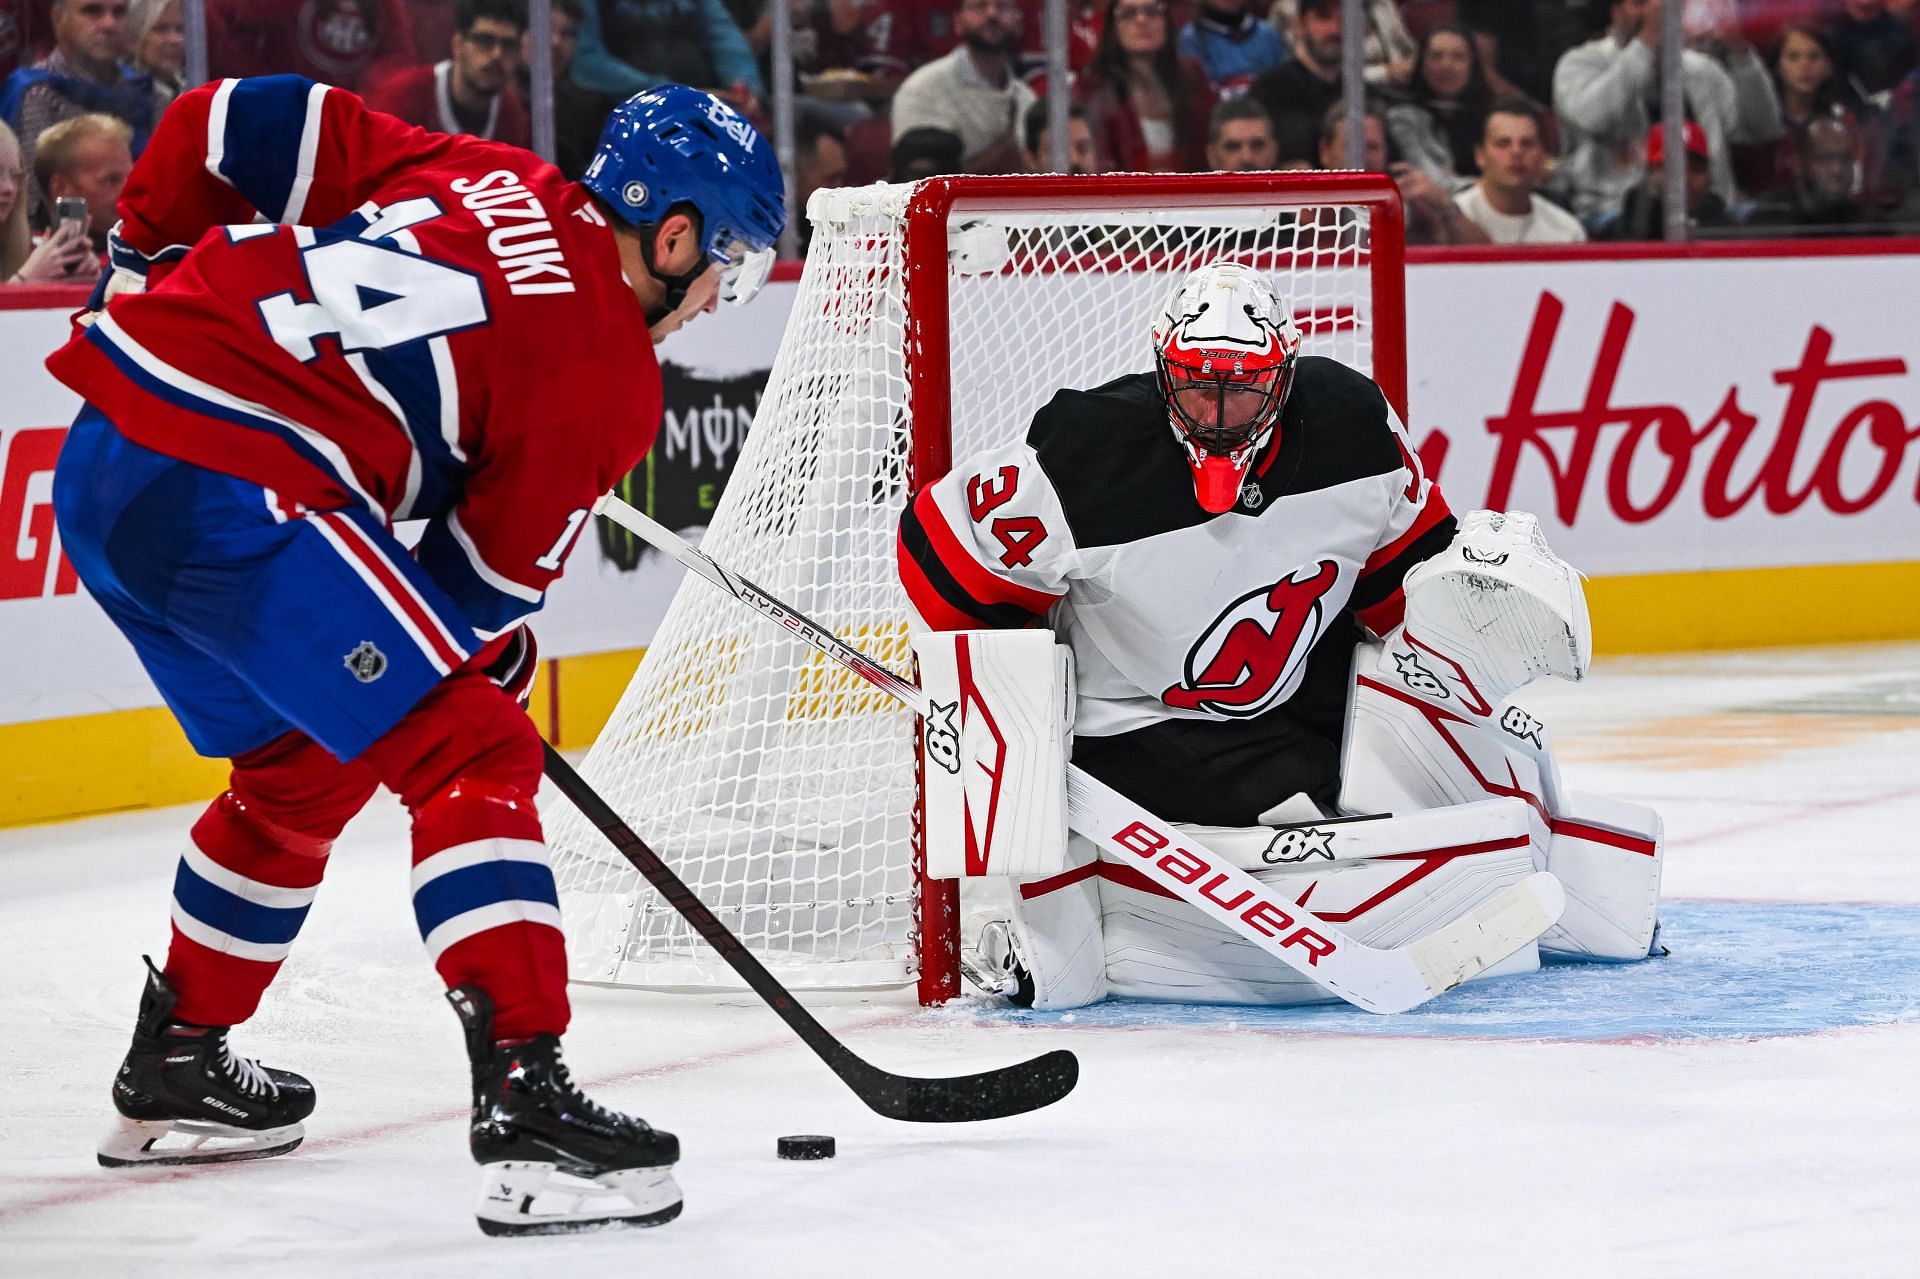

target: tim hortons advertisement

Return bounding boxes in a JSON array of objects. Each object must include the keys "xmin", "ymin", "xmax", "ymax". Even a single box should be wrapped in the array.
[
  {"xmin": 1403, "ymin": 251, "xmax": 1920, "ymax": 577},
  {"xmin": 1, "ymin": 244, "xmax": 1916, "ymax": 725}
]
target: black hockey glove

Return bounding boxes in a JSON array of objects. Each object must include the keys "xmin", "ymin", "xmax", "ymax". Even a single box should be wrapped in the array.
[{"xmin": 475, "ymin": 626, "xmax": 538, "ymax": 709}]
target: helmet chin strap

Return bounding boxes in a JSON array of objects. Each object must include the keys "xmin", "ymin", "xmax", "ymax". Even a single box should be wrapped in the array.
[{"xmin": 638, "ymin": 224, "xmax": 709, "ymax": 324}]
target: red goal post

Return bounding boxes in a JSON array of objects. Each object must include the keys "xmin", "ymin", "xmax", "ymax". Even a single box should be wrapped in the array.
[{"xmin": 546, "ymin": 172, "xmax": 1408, "ymax": 1006}]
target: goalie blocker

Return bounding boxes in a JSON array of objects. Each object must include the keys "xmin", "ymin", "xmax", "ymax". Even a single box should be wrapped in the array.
[{"xmin": 914, "ymin": 511, "xmax": 1664, "ymax": 1011}]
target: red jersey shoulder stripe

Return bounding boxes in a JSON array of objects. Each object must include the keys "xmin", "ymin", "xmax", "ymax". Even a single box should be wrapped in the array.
[
  {"xmin": 1362, "ymin": 484, "xmax": 1453, "ymax": 579},
  {"xmin": 912, "ymin": 488, "xmax": 1063, "ymax": 617}
]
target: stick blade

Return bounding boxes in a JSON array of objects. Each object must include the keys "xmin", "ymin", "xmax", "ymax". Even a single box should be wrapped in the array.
[
  {"xmin": 1396, "ymin": 870, "xmax": 1567, "ymax": 1009},
  {"xmin": 846, "ymin": 1049, "xmax": 1080, "ymax": 1123}
]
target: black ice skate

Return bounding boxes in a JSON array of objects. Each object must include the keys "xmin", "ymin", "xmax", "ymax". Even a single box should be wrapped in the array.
[
  {"xmin": 448, "ymin": 985, "xmax": 682, "ymax": 1236},
  {"xmin": 97, "ymin": 957, "xmax": 315, "ymax": 1168}
]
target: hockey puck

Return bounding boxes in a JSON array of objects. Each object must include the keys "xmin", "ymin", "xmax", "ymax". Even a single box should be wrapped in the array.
[{"xmin": 777, "ymin": 1134, "xmax": 835, "ymax": 1160}]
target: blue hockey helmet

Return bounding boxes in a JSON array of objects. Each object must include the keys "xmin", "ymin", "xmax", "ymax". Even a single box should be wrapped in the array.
[{"xmin": 582, "ymin": 85, "xmax": 786, "ymax": 306}]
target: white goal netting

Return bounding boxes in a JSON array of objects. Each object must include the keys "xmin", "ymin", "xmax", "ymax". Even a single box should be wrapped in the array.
[{"xmin": 547, "ymin": 175, "xmax": 1399, "ymax": 995}]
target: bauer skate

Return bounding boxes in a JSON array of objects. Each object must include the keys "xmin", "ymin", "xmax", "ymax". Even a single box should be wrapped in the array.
[
  {"xmin": 97, "ymin": 957, "xmax": 315, "ymax": 1168},
  {"xmin": 448, "ymin": 986, "xmax": 682, "ymax": 1236}
]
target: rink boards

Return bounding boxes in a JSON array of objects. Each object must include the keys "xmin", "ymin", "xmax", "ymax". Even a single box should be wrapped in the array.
[{"xmin": 2, "ymin": 239, "xmax": 1918, "ymax": 824}]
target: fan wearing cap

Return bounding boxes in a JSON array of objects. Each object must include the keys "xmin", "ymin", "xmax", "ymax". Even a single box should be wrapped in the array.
[
  {"xmin": 898, "ymin": 260, "xmax": 1454, "ymax": 826},
  {"xmin": 1592, "ymin": 119, "xmax": 1733, "ymax": 239}
]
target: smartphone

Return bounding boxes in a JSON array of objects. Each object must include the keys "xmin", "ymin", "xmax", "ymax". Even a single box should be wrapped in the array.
[{"xmin": 55, "ymin": 195, "xmax": 88, "ymax": 236}]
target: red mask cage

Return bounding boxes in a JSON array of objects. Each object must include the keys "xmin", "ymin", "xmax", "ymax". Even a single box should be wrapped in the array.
[{"xmin": 1154, "ymin": 341, "xmax": 1296, "ymax": 512}]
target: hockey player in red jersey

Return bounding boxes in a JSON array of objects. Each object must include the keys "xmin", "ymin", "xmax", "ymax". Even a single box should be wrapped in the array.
[
  {"xmin": 48, "ymin": 75, "xmax": 784, "ymax": 1234},
  {"xmin": 900, "ymin": 261, "xmax": 1664, "ymax": 1010}
]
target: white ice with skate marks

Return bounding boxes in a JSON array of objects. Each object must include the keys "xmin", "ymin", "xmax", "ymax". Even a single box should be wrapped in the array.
[{"xmin": 4, "ymin": 643, "xmax": 1920, "ymax": 1276}]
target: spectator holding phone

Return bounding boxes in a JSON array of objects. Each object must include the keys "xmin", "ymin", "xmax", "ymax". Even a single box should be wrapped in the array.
[
  {"xmin": 1, "ymin": 118, "xmax": 95, "ymax": 282},
  {"xmin": 0, "ymin": 0, "xmax": 155, "ymax": 224},
  {"xmin": 31, "ymin": 110, "xmax": 126, "ymax": 257}
]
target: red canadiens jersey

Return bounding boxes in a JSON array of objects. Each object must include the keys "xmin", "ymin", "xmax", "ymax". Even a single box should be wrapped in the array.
[
  {"xmin": 898, "ymin": 361, "xmax": 1454, "ymax": 738},
  {"xmin": 47, "ymin": 75, "xmax": 659, "ymax": 640}
]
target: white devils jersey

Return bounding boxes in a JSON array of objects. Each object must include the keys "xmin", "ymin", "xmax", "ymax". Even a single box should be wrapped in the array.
[{"xmin": 898, "ymin": 360, "xmax": 1454, "ymax": 738}]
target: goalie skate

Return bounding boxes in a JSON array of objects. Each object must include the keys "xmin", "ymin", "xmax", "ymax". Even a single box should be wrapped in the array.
[
  {"xmin": 97, "ymin": 958, "xmax": 314, "ymax": 1168},
  {"xmin": 959, "ymin": 920, "xmax": 1035, "ymax": 1005},
  {"xmin": 450, "ymin": 986, "xmax": 682, "ymax": 1237}
]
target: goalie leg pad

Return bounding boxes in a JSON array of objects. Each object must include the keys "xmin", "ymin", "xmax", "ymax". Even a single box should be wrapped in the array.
[
  {"xmin": 1099, "ymin": 819, "xmax": 1541, "ymax": 1004},
  {"xmin": 1344, "ymin": 635, "xmax": 1665, "ymax": 962},
  {"xmin": 1342, "ymin": 653, "xmax": 1561, "ymax": 824},
  {"xmin": 1004, "ymin": 834, "xmax": 1110, "ymax": 1010},
  {"xmin": 1009, "ymin": 806, "xmax": 1546, "ymax": 1007},
  {"xmin": 1540, "ymin": 790, "xmax": 1665, "ymax": 960},
  {"xmin": 913, "ymin": 629, "xmax": 1072, "ymax": 879}
]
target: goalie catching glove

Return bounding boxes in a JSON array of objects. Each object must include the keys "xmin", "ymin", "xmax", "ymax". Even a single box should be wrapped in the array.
[{"xmin": 1399, "ymin": 509, "xmax": 1591, "ymax": 704}]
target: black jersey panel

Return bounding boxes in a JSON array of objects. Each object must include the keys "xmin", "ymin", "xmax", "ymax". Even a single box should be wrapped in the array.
[{"xmin": 1026, "ymin": 360, "xmax": 1407, "ymax": 550}]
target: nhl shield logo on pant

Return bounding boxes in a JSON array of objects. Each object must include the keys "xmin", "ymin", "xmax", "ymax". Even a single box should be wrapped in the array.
[{"xmin": 344, "ymin": 641, "xmax": 388, "ymax": 683}]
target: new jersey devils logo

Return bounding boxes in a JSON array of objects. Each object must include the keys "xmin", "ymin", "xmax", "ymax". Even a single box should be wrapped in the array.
[{"xmin": 1162, "ymin": 560, "xmax": 1340, "ymax": 717}]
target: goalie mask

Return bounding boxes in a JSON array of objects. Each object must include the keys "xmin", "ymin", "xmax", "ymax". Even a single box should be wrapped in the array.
[{"xmin": 1152, "ymin": 264, "xmax": 1301, "ymax": 514}]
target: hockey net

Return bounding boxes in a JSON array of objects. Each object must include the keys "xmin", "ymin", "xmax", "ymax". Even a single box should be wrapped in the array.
[{"xmin": 546, "ymin": 173, "xmax": 1406, "ymax": 1002}]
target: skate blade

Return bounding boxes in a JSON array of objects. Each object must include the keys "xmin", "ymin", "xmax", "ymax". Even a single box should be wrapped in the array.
[
  {"xmin": 97, "ymin": 1115, "xmax": 305, "ymax": 1168},
  {"xmin": 475, "ymin": 1160, "xmax": 683, "ymax": 1237}
]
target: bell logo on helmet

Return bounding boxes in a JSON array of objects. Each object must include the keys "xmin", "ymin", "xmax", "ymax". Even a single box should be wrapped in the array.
[
  {"xmin": 703, "ymin": 98, "xmax": 758, "ymax": 152},
  {"xmin": 622, "ymin": 180, "xmax": 649, "ymax": 207}
]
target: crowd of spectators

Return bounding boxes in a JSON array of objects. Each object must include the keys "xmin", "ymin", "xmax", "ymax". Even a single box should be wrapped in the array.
[{"xmin": 4, "ymin": 0, "xmax": 1920, "ymax": 283}]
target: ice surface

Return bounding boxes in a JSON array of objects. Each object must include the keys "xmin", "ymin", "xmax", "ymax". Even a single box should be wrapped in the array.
[{"xmin": 3, "ymin": 643, "xmax": 1919, "ymax": 1277}]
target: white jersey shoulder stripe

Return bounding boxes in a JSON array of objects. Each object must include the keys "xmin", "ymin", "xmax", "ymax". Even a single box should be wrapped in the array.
[
  {"xmin": 281, "ymin": 81, "xmax": 330, "ymax": 225},
  {"xmin": 204, "ymin": 78, "xmax": 239, "ymax": 189}
]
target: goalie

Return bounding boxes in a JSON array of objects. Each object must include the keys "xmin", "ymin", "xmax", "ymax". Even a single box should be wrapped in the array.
[{"xmin": 896, "ymin": 262, "xmax": 1664, "ymax": 1010}]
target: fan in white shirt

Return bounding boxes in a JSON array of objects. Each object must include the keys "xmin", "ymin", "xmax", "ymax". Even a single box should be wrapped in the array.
[{"xmin": 1453, "ymin": 97, "xmax": 1588, "ymax": 245}]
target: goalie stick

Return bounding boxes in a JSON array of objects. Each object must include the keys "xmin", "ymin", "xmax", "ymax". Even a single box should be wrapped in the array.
[
  {"xmin": 541, "ymin": 742, "xmax": 1078, "ymax": 1121},
  {"xmin": 594, "ymin": 492, "xmax": 1565, "ymax": 1015}
]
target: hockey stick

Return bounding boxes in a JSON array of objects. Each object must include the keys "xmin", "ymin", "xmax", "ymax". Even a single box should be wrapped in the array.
[
  {"xmin": 594, "ymin": 492, "xmax": 1564, "ymax": 1015},
  {"xmin": 541, "ymin": 741, "xmax": 1078, "ymax": 1122}
]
